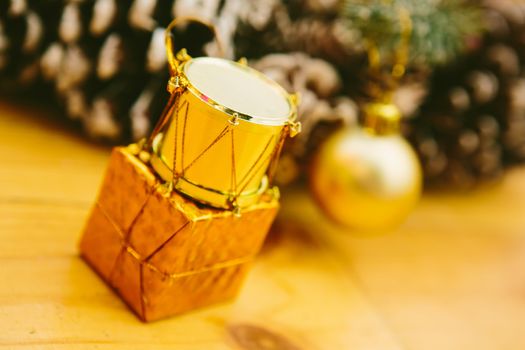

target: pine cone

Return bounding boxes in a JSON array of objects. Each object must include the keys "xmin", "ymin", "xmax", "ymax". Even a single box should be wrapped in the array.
[
  {"xmin": 0, "ymin": 0, "xmax": 62, "ymax": 91},
  {"xmin": 253, "ymin": 52, "xmax": 358, "ymax": 185},
  {"xmin": 234, "ymin": 1, "xmax": 363, "ymax": 66},
  {"xmin": 407, "ymin": 1, "xmax": 525, "ymax": 188},
  {"xmin": 1, "ymin": 0, "xmax": 228, "ymax": 142}
]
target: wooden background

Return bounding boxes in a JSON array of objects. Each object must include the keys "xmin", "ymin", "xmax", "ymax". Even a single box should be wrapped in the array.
[{"xmin": 1, "ymin": 101, "xmax": 524, "ymax": 349}]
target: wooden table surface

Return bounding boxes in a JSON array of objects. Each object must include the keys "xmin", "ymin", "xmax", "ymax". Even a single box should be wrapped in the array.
[{"xmin": 1, "ymin": 101, "xmax": 524, "ymax": 350}]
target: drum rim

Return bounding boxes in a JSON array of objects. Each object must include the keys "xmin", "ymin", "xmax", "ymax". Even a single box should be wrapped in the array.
[{"xmin": 182, "ymin": 57, "xmax": 296, "ymax": 127}]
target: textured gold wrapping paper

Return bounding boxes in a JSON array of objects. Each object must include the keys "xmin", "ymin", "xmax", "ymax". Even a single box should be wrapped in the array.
[{"xmin": 80, "ymin": 147, "xmax": 279, "ymax": 322}]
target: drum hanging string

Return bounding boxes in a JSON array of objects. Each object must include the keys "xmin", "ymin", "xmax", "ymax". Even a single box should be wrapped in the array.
[
  {"xmin": 235, "ymin": 136, "xmax": 276, "ymax": 193},
  {"xmin": 170, "ymin": 94, "xmax": 180, "ymax": 186},
  {"xmin": 265, "ymin": 92, "xmax": 301, "ymax": 183},
  {"xmin": 266, "ymin": 126, "xmax": 290, "ymax": 185},
  {"xmin": 146, "ymin": 89, "xmax": 179, "ymax": 150},
  {"xmin": 180, "ymin": 101, "xmax": 189, "ymax": 178},
  {"xmin": 235, "ymin": 138, "xmax": 281, "ymax": 199},
  {"xmin": 232, "ymin": 116, "xmax": 300, "ymax": 201},
  {"xmin": 180, "ymin": 125, "xmax": 231, "ymax": 175},
  {"xmin": 154, "ymin": 92, "xmax": 182, "ymax": 194},
  {"xmin": 230, "ymin": 129, "xmax": 238, "ymax": 199},
  {"xmin": 165, "ymin": 16, "xmax": 225, "ymax": 75}
]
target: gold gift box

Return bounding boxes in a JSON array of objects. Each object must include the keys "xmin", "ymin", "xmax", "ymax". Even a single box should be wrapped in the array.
[{"xmin": 80, "ymin": 147, "xmax": 278, "ymax": 322}]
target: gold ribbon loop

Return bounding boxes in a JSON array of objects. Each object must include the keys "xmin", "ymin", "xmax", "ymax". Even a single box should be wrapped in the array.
[{"xmin": 165, "ymin": 17, "xmax": 224, "ymax": 76}]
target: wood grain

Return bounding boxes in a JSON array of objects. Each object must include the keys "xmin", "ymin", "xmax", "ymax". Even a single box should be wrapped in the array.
[{"xmin": 0, "ymin": 101, "xmax": 524, "ymax": 349}]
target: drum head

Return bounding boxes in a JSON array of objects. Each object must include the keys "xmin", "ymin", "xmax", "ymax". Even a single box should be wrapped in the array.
[{"xmin": 183, "ymin": 57, "xmax": 292, "ymax": 125}]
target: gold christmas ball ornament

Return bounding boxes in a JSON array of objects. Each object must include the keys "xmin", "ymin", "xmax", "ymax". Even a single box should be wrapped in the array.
[{"xmin": 310, "ymin": 102, "xmax": 422, "ymax": 232}]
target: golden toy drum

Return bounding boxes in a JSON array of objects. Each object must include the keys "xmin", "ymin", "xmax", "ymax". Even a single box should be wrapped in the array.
[{"xmin": 148, "ymin": 23, "xmax": 300, "ymax": 210}]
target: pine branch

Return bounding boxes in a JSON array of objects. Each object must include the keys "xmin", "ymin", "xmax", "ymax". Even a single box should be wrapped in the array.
[{"xmin": 342, "ymin": 0, "xmax": 483, "ymax": 68}]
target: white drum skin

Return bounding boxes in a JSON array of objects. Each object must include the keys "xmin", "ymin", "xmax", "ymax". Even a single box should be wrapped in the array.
[{"xmin": 184, "ymin": 57, "xmax": 292, "ymax": 125}]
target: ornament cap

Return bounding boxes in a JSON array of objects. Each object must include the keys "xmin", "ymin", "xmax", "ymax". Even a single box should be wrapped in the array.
[
  {"xmin": 363, "ymin": 102, "xmax": 401, "ymax": 136},
  {"xmin": 237, "ymin": 57, "xmax": 248, "ymax": 66}
]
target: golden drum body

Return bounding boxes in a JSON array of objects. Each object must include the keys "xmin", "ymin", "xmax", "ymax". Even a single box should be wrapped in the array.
[{"xmin": 150, "ymin": 57, "xmax": 298, "ymax": 209}]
